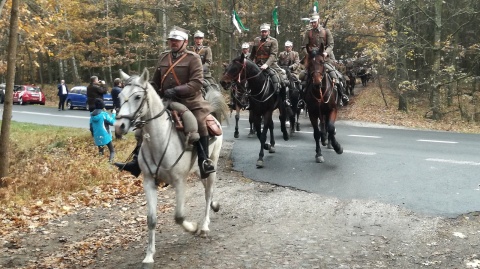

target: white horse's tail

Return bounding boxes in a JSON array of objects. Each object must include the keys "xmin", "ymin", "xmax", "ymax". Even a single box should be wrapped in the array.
[{"xmin": 205, "ymin": 89, "xmax": 229, "ymax": 125}]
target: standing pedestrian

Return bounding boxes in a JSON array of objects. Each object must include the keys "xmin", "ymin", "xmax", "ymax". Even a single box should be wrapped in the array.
[
  {"xmin": 90, "ymin": 98, "xmax": 116, "ymax": 162},
  {"xmin": 57, "ymin": 79, "xmax": 68, "ymax": 111},
  {"xmin": 86, "ymin": 76, "xmax": 107, "ymax": 112},
  {"xmin": 111, "ymin": 78, "xmax": 123, "ymax": 139}
]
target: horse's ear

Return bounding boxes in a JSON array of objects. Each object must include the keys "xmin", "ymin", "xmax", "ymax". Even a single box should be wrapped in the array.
[
  {"xmin": 240, "ymin": 52, "xmax": 245, "ymax": 62},
  {"xmin": 140, "ymin": 67, "xmax": 150, "ymax": 83},
  {"xmin": 119, "ymin": 69, "xmax": 130, "ymax": 81}
]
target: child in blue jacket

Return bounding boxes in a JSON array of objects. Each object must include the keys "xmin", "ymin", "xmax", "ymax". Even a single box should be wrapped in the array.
[{"xmin": 90, "ymin": 98, "xmax": 116, "ymax": 162}]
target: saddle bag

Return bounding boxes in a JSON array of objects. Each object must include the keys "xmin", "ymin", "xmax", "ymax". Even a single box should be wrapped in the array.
[{"xmin": 206, "ymin": 114, "xmax": 222, "ymax": 136}]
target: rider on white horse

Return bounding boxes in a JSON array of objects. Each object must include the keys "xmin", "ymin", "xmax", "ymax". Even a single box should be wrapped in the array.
[{"xmin": 114, "ymin": 26, "xmax": 216, "ymax": 179}]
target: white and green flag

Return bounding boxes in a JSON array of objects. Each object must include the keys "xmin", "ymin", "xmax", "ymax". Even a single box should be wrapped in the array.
[
  {"xmin": 272, "ymin": 6, "xmax": 279, "ymax": 34},
  {"xmin": 232, "ymin": 10, "xmax": 249, "ymax": 33}
]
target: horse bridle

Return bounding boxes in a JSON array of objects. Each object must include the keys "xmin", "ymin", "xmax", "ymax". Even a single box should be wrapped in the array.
[
  {"xmin": 224, "ymin": 59, "xmax": 263, "ymax": 85},
  {"xmin": 116, "ymin": 82, "xmax": 168, "ymax": 128},
  {"xmin": 224, "ymin": 59, "xmax": 275, "ymax": 103},
  {"xmin": 116, "ymin": 79, "xmax": 184, "ymax": 183},
  {"xmin": 307, "ymin": 52, "xmax": 335, "ymax": 104}
]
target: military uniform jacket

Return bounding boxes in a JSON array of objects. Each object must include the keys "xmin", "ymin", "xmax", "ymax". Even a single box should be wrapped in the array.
[
  {"xmin": 151, "ymin": 49, "xmax": 211, "ymax": 115},
  {"xmin": 249, "ymin": 35, "xmax": 281, "ymax": 70},
  {"xmin": 278, "ymin": 51, "xmax": 300, "ymax": 73},
  {"xmin": 190, "ymin": 45, "xmax": 213, "ymax": 78},
  {"xmin": 302, "ymin": 25, "xmax": 334, "ymax": 62}
]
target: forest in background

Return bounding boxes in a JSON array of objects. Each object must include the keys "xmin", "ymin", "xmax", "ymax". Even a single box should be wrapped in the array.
[{"xmin": 0, "ymin": 0, "xmax": 479, "ymax": 121}]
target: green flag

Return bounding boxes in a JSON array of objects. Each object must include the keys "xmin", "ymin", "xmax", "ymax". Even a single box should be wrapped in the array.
[
  {"xmin": 272, "ymin": 6, "xmax": 279, "ymax": 34},
  {"xmin": 232, "ymin": 10, "xmax": 249, "ymax": 33},
  {"xmin": 313, "ymin": 1, "xmax": 319, "ymax": 13}
]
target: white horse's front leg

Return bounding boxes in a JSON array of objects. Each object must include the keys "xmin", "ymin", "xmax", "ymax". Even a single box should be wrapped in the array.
[
  {"xmin": 142, "ymin": 177, "xmax": 158, "ymax": 265},
  {"xmin": 199, "ymin": 174, "xmax": 215, "ymax": 237},
  {"xmin": 175, "ymin": 177, "xmax": 198, "ymax": 233}
]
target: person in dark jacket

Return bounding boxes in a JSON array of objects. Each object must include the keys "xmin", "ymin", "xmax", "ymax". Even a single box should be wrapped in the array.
[
  {"xmin": 86, "ymin": 76, "xmax": 107, "ymax": 112},
  {"xmin": 110, "ymin": 78, "xmax": 123, "ymax": 139},
  {"xmin": 111, "ymin": 78, "xmax": 122, "ymax": 111},
  {"xmin": 57, "ymin": 79, "xmax": 69, "ymax": 111},
  {"xmin": 90, "ymin": 98, "xmax": 116, "ymax": 162}
]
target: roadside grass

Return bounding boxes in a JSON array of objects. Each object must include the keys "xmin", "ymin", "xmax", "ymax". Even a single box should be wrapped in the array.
[
  {"xmin": 0, "ymin": 121, "xmax": 143, "ymax": 232},
  {"xmin": 341, "ymin": 82, "xmax": 480, "ymax": 134}
]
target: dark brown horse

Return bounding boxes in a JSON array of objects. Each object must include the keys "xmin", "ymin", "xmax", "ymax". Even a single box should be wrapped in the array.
[
  {"xmin": 226, "ymin": 81, "xmax": 255, "ymax": 138},
  {"xmin": 220, "ymin": 53, "xmax": 290, "ymax": 168},
  {"xmin": 304, "ymin": 44, "xmax": 343, "ymax": 163}
]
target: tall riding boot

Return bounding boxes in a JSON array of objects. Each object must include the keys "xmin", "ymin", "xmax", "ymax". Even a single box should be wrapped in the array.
[
  {"xmin": 197, "ymin": 136, "xmax": 215, "ymax": 179},
  {"xmin": 114, "ymin": 143, "xmax": 142, "ymax": 177},
  {"xmin": 338, "ymin": 83, "xmax": 349, "ymax": 106}
]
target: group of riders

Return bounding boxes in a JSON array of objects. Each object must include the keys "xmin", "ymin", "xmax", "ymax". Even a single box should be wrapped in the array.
[
  {"xmin": 114, "ymin": 11, "xmax": 352, "ymax": 178},
  {"xmin": 236, "ymin": 11, "xmax": 351, "ymax": 110}
]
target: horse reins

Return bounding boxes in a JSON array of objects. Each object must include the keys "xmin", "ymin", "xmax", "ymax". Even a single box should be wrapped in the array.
[{"xmin": 117, "ymin": 81, "xmax": 187, "ymax": 182}]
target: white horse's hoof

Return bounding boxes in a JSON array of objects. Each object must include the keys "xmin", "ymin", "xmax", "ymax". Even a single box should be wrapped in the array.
[
  {"xmin": 316, "ymin": 156, "xmax": 324, "ymax": 163},
  {"xmin": 269, "ymin": 146, "xmax": 276, "ymax": 153},
  {"xmin": 141, "ymin": 262, "xmax": 154, "ymax": 269},
  {"xmin": 211, "ymin": 201, "xmax": 220, "ymax": 212},
  {"xmin": 182, "ymin": 221, "xmax": 198, "ymax": 234},
  {"xmin": 256, "ymin": 160, "xmax": 264, "ymax": 168},
  {"xmin": 199, "ymin": 230, "xmax": 209, "ymax": 238}
]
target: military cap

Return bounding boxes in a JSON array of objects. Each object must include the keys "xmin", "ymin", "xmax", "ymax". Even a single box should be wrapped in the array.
[
  {"xmin": 260, "ymin": 23, "xmax": 270, "ymax": 31},
  {"xmin": 285, "ymin": 41, "xmax": 293, "ymax": 47},
  {"xmin": 194, "ymin": 30, "xmax": 204, "ymax": 38},
  {"xmin": 241, "ymin": 42, "xmax": 250, "ymax": 49},
  {"xmin": 310, "ymin": 12, "xmax": 320, "ymax": 22},
  {"xmin": 168, "ymin": 26, "xmax": 189, "ymax": 41}
]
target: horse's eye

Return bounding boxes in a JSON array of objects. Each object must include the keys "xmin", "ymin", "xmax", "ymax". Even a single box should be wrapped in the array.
[{"xmin": 135, "ymin": 95, "xmax": 141, "ymax": 100}]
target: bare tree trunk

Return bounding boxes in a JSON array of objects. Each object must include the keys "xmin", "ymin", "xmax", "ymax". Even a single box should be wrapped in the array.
[
  {"xmin": 37, "ymin": 52, "xmax": 44, "ymax": 87},
  {"xmin": 430, "ymin": 0, "xmax": 442, "ymax": 120},
  {"xmin": 0, "ymin": 0, "xmax": 20, "ymax": 184}
]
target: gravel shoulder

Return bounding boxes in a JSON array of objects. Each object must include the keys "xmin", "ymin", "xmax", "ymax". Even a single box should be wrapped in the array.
[{"xmin": 2, "ymin": 140, "xmax": 480, "ymax": 269}]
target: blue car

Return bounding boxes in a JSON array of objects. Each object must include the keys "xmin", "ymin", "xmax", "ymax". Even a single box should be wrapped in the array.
[{"xmin": 66, "ymin": 86, "xmax": 113, "ymax": 110}]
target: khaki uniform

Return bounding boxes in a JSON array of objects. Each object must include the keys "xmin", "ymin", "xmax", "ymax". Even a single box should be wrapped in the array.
[
  {"xmin": 278, "ymin": 50, "xmax": 301, "ymax": 75},
  {"xmin": 151, "ymin": 49, "xmax": 211, "ymax": 136},
  {"xmin": 303, "ymin": 25, "xmax": 334, "ymax": 62},
  {"xmin": 191, "ymin": 45, "xmax": 213, "ymax": 79},
  {"xmin": 302, "ymin": 25, "xmax": 338, "ymax": 79},
  {"xmin": 249, "ymin": 36, "xmax": 282, "ymax": 73}
]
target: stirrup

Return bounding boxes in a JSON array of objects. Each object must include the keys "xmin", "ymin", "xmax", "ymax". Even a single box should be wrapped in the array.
[{"xmin": 200, "ymin": 159, "xmax": 215, "ymax": 178}]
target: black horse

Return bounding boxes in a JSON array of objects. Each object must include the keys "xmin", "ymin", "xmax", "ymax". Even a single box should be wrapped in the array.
[
  {"xmin": 304, "ymin": 44, "xmax": 343, "ymax": 163},
  {"xmin": 221, "ymin": 54, "xmax": 290, "ymax": 168},
  {"xmin": 226, "ymin": 81, "xmax": 255, "ymax": 138},
  {"xmin": 281, "ymin": 66, "xmax": 303, "ymax": 134},
  {"xmin": 346, "ymin": 70, "xmax": 356, "ymax": 96}
]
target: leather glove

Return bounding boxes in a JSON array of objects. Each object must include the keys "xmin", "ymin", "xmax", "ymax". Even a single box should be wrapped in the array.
[
  {"xmin": 289, "ymin": 65, "xmax": 294, "ymax": 71},
  {"xmin": 163, "ymin": 88, "xmax": 176, "ymax": 99}
]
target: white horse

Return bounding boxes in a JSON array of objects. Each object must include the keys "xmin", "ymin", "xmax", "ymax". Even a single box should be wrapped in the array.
[{"xmin": 115, "ymin": 68, "xmax": 222, "ymax": 268}]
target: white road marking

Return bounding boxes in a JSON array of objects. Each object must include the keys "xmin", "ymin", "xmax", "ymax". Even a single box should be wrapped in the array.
[
  {"xmin": 426, "ymin": 158, "xmax": 480, "ymax": 166},
  {"xmin": 348, "ymin": 135, "xmax": 382, "ymax": 139},
  {"xmin": 13, "ymin": 111, "xmax": 89, "ymax": 119},
  {"xmin": 343, "ymin": 150, "xmax": 377, "ymax": 155},
  {"xmin": 417, "ymin": 139, "xmax": 458, "ymax": 144}
]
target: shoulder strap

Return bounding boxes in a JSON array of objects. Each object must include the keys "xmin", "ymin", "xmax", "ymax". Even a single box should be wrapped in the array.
[{"xmin": 161, "ymin": 53, "xmax": 188, "ymax": 88}]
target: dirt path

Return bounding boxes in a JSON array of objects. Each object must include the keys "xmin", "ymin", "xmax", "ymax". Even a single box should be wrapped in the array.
[{"xmin": 2, "ymin": 141, "xmax": 480, "ymax": 269}]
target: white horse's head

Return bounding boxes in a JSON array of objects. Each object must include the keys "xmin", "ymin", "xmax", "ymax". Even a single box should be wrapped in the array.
[{"xmin": 115, "ymin": 68, "xmax": 161, "ymax": 136}]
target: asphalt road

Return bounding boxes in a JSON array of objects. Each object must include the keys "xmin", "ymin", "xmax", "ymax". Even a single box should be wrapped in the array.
[{"xmin": 2, "ymin": 104, "xmax": 480, "ymax": 217}]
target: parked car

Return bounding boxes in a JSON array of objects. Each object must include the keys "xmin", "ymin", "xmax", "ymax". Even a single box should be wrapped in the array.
[
  {"xmin": 0, "ymin": 83, "xmax": 5, "ymax": 104},
  {"xmin": 13, "ymin": 85, "xmax": 46, "ymax": 105},
  {"xmin": 66, "ymin": 86, "xmax": 113, "ymax": 110}
]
